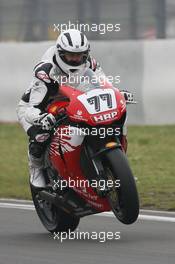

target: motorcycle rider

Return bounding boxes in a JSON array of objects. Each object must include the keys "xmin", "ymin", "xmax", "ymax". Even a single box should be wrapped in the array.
[{"xmin": 16, "ymin": 29, "xmax": 128, "ymax": 189}]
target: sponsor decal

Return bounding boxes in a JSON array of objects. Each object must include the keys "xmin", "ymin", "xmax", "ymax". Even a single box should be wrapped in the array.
[
  {"xmin": 37, "ymin": 71, "xmax": 51, "ymax": 83},
  {"xmin": 35, "ymin": 133, "xmax": 50, "ymax": 142},
  {"xmin": 73, "ymin": 187, "xmax": 98, "ymax": 201},
  {"xmin": 93, "ymin": 111, "xmax": 118, "ymax": 123},
  {"xmin": 76, "ymin": 110, "xmax": 82, "ymax": 116}
]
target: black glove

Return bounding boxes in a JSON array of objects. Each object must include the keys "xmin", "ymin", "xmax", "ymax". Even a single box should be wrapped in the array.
[{"xmin": 34, "ymin": 113, "xmax": 56, "ymax": 130}]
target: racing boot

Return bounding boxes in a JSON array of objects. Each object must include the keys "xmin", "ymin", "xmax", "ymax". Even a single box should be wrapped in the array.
[{"xmin": 28, "ymin": 152, "xmax": 46, "ymax": 188}]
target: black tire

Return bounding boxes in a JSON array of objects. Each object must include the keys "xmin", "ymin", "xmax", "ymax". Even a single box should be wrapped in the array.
[
  {"xmin": 30, "ymin": 185, "xmax": 80, "ymax": 233},
  {"xmin": 104, "ymin": 148, "xmax": 139, "ymax": 224}
]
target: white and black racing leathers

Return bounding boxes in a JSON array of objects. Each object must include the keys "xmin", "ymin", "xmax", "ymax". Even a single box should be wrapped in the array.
[{"xmin": 16, "ymin": 46, "xmax": 106, "ymax": 158}]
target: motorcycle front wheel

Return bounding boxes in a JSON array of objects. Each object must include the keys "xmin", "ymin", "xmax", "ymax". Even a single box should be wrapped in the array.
[{"xmin": 104, "ymin": 148, "xmax": 139, "ymax": 224}]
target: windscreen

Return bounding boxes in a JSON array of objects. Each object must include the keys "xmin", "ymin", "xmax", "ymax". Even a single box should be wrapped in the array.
[{"xmin": 66, "ymin": 68, "xmax": 110, "ymax": 92}]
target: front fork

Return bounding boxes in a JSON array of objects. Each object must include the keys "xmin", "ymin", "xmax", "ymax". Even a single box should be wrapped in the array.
[
  {"xmin": 80, "ymin": 136, "xmax": 122, "ymax": 196},
  {"xmin": 121, "ymin": 135, "xmax": 128, "ymax": 153}
]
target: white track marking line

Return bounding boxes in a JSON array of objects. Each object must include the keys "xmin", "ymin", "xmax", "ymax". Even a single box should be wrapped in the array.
[
  {"xmin": 0, "ymin": 198, "xmax": 33, "ymax": 203},
  {"xmin": 98, "ymin": 212, "xmax": 175, "ymax": 223},
  {"xmin": 0, "ymin": 199, "xmax": 175, "ymax": 215},
  {"xmin": 140, "ymin": 209, "xmax": 175, "ymax": 215},
  {"xmin": 0, "ymin": 203, "xmax": 34, "ymax": 210},
  {"xmin": 0, "ymin": 202, "xmax": 175, "ymax": 223}
]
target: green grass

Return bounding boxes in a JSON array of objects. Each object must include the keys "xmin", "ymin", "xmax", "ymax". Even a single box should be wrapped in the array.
[
  {"xmin": 0, "ymin": 123, "xmax": 175, "ymax": 210},
  {"xmin": 0, "ymin": 123, "xmax": 29, "ymax": 199},
  {"xmin": 128, "ymin": 126, "xmax": 175, "ymax": 211}
]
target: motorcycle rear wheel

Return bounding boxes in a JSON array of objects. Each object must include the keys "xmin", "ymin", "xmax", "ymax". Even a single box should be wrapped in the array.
[{"xmin": 30, "ymin": 184, "xmax": 80, "ymax": 233}]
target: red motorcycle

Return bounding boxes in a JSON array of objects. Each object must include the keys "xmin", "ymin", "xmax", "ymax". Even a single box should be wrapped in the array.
[{"xmin": 31, "ymin": 69, "xmax": 139, "ymax": 233}]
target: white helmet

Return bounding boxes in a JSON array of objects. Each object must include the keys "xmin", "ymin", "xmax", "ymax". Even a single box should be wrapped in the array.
[{"xmin": 55, "ymin": 29, "xmax": 90, "ymax": 74}]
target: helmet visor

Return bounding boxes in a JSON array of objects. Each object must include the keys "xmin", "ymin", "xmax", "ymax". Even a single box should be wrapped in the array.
[{"xmin": 59, "ymin": 50, "xmax": 89, "ymax": 67}]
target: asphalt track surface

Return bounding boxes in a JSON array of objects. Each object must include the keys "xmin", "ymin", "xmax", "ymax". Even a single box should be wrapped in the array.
[{"xmin": 0, "ymin": 200, "xmax": 174, "ymax": 264}]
